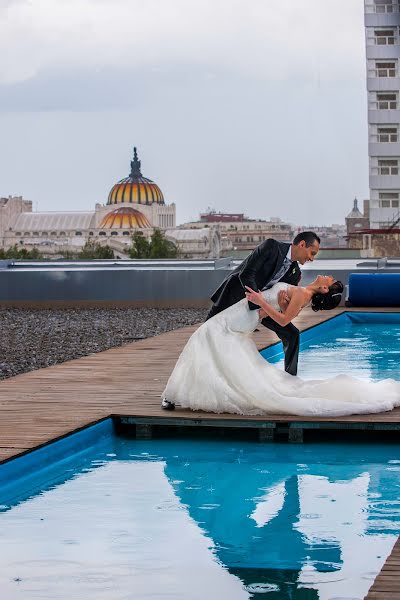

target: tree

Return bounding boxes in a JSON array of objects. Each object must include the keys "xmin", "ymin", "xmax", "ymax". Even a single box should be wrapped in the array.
[
  {"xmin": 149, "ymin": 228, "xmax": 178, "ymax": 258},
  {"xmin": 0, "ymin": 245, "xmax": 42, "ymax": 259},
  {"xmin": 128, "ymin": 231, "xmax": 151, "ymax": 258},
  {"xmin": 129, "ymin": 229, "xmax": 177, "ymax": 259},
  {"xmin": 78, "ymin": 239, "xmax": 114, "ymax": 259}
]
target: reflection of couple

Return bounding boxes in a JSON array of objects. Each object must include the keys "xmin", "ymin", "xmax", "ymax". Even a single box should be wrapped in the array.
[
  {"xmin": 163, "ymin": 442, "xmax": 400, "ymax": 598},
  {"xmin": 162, "ymin": 232, "xmax": 400, "ymax": 416}
]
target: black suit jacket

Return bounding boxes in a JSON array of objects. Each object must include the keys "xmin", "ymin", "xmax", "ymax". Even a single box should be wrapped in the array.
[{"xmin": 210, "ymin": 239, "xmax": 301, "ymax": 312}]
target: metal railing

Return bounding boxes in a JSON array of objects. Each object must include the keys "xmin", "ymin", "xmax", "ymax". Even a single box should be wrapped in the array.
[
  {"xmin": 370, "ymin": 132, "xmax": 399, "ymax": 143},
  {"xmin": 371, "ymin": 163, "xmax": 400, "ymax": 175},
  {"xmin": 368, "ymin": 67, "xmax": 397, "ymax": 77},
  {"xmin": 388, "ymin": 209, "xmax": 400, "ymax": 229},
  {"xmin": 369, "ymin": 99, "xmax": 398, "ymax": 110}
]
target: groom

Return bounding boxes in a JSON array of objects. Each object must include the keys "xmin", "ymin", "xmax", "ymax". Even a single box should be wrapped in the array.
[{"xmin": 161, "ymin": 231, "xmax": 320, "ymax": 410}]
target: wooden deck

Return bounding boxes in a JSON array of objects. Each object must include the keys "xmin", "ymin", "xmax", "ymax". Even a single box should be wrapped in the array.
[
  {"xmin": 367, "ymin": 537, "xmax": 400, "ymax": 599},
  {"xmin": 0, "ymin": 305, "xmax": 399, "ymax": 598}
]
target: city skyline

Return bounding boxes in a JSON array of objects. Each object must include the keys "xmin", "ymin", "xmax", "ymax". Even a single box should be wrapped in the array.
[{"xmin": 0, "ymin": 0, "xmax": 368, "ymax": 225}]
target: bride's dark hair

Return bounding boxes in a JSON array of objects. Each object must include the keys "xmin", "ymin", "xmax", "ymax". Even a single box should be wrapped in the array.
[{"xmin": 311, "ymin": 280, "xmax": 344, "ymax": 312}]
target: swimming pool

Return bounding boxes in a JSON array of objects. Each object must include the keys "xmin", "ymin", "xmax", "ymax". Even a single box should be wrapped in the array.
[
  {"xmin": 0, "ymin": 421, "xmax": 399, "ymax": 600},
  {"xmin": 260, "ymin": 312, "xmax": 400, "ymax": 381}
]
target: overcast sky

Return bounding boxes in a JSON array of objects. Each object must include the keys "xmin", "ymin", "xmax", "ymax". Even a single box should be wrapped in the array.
[{"xmin": 0, "ymin": 0, "xmax": 368, "ymax": 225}]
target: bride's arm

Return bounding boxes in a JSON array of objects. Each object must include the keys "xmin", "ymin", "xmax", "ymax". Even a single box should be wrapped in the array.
[{"xmin": 245, "ymin": 286, "xmax": 304, "ymax": 327}]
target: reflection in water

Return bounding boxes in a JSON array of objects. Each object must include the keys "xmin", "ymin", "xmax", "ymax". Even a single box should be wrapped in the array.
[
  {"xmin": 163, "ymin": 442, "xmax": 400, "ymax": 599},
  {"xmin": 0, "ymin": 439, "xmax": 399, "ymax": 600}
]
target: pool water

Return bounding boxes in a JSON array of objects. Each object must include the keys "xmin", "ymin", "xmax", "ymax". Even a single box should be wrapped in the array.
[
  {"xmin": 1, "ymin": 435, "xmax": 400, "ymax": 600},
  {"xmin": 261, "ymin": 313, "xmax": 400, "ymax": 381}
]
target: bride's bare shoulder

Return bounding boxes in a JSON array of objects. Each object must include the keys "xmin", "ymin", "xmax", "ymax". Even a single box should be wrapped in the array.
[{"xmin": 288, "ymin": 285, "xmax": 307, "ymax": 300}]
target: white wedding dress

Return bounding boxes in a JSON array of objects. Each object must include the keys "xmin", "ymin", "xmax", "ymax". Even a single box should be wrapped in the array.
[{"xmin": 162, "ymin": 282, "xmax": 400, "ymax": 417}]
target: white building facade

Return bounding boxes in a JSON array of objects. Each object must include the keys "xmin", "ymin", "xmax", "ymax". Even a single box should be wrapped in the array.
[{"xmin": 365, "ymin": 0, "xmax": 400, "ymax": 228}]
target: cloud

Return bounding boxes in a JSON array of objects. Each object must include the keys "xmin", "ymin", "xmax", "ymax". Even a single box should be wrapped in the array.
[
  {"xmin": 0, "ymin": 0, "xmax": 365, "ymax": 90},
  {"xmin": 0, "ymin": 0, "xmax": 369, "ymax": 225}
]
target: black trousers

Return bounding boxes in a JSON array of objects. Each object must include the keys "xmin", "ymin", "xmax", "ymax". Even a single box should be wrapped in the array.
[
  {"xmin": 206, "ymin": 303, "xmax": 300, "ymax": 377},
  {"xmin": 261, "ymin": 317, "xmax": 299, "ymax": 376}
]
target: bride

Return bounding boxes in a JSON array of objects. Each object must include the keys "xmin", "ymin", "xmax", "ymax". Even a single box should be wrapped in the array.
[{"xmin": 161, "ymin": 276, "xmax": 400, "ymax": 417}]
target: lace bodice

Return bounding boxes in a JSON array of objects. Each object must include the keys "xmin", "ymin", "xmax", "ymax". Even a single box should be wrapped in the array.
[
  {"xmin": 261, "ymin": 282, "xmax": 291, "ymax": 311},
  {"xmin": 217, "ymin": 282, "xmax": 291, "ymax": 334}
]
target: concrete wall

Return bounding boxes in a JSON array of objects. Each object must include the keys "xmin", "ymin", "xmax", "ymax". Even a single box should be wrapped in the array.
[
  {"xmin": 0, "ymin": 267, "xmax": 228, "ymax": 308},
  {"xmin": 0, "ymin": 259, "xmax": 399, "ymax": 308}
]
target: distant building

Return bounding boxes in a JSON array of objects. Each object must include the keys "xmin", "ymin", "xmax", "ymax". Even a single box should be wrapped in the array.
[
  {"xmin": 345, "ymin": 198, "xmax": 370, "ymax": 234},
  {"xmin": 0, "ymin": 148, "xmax": 220, "ymax": 259},
  {"xmin": 293, "ymin": 223, "xmax": 347, "ymax": 249},
  {"xmin": 182, "ymin": 211, "xmax": 294, "ymax": 257},
  {"xmin": 346, "ymin": 196, "xmax": 400, "ymax": 256},
  {"xmin": 364, "ymin": 0, "xmax": 400, "ymax": 228}
]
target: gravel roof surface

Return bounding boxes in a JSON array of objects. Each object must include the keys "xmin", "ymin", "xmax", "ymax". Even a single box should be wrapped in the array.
[{"xmin": 0, "ymin": 308, "xmax": 207, "ymax": 379}]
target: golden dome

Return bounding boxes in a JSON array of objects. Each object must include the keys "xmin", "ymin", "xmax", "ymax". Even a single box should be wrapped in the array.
[
  {"xmin": 100, "ymin": 207, "xmax": 152, "ymax": 229},
  {"xmin": 107, "ymin": 147, "xmax": 164, "ymax": 206}
]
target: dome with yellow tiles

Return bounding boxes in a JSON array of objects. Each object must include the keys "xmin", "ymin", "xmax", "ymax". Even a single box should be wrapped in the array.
[
  {"xmin": 107, "ymin": 147, "xmax": 164, "ymax": 206},
  {"xmin": 100, "ymin": 207, "xmax": 152, "ymax": 229}
]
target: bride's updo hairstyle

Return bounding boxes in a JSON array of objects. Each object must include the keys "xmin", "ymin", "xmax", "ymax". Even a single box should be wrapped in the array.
[{"xmin": 311, "ymin": 280, "xmax": 344, "ymax": 312}]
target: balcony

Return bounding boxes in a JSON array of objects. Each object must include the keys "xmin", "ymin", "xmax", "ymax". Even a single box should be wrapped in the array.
[
  {"xmin": 366, "ymin": 44, "xmax": 400, "ymax": 59},
  {"xmin": 368, "ymin": 107, "xmax": 400, "ymax": 124},
  {"xmin": 367, "ymin": 77, "xmax": 400, "ymax": 91},
  {"xmin": 369, "ymin": 141, "xmax": 400, "ymax": 156},
  {"xmin": 369, "ymin": 173, "xmax": 400, "ymax": 187}
]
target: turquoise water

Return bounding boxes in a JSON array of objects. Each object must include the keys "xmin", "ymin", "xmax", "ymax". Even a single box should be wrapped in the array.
[
  {"xmin": 1, "ymin": 437, "xmax": 400, "ymax": 600},
  {"xmin": 262, "ymin": 313, "xmax": 400, "ymax": 381}
]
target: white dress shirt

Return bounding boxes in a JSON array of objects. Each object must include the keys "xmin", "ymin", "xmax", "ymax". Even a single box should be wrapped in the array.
[{"xmin": 262, "ymin": 246, "xmax": 292, "ymax": 290}]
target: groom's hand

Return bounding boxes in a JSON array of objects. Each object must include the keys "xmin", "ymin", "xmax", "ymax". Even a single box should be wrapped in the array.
[
  {"xmin": 278, "ymin": 290, "xmax": 290, "ymax": 313},
  {"xmin": 245, "ymin": 286, "xmax": 264, "ymax": 307}
]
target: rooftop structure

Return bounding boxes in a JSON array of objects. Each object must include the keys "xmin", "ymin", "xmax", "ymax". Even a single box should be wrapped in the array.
[{"xmin": 365, "ymin": 0, "xmax": 400, "ymax": 229}]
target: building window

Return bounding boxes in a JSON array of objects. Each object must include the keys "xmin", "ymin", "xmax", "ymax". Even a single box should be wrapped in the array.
[
  {"xmin": 99, "ymin": 231, "xmax": 106, "ymax": 236},
  {"xmin": 377, "ymin": 93, "xmax": 397, "ymax": 110},
  {"xmin": 50, "ymin": 231, "xmax": 57, "ymax": 236},
  {"xmin": 111, "ymin": 231, "xmax": 118, "ymax": 236},
  {"xmin": 379, "ymin": 191, "xmax": 399, "ymax": 198},
  {"xmin": 32, "ymin": 231, "xmax": 39, "ymax": 236},
  {"xmin": 375, "ymin": 61, "xmax": 396, "ymax": 77},
  {"xmin": 15, "ymin": 232, "xmax": 21, "ymax": 236},
  {"xmin": 377, "ymin": 127, "xmax": 398, "ymax": 142},
  {"xmin": 59, "ymin": 231, "xmax": 66, "ymax": 236},
  {"xmin": 374, "ymin": 29, "xmax": 396, "ymax": 45},
  {"xmin": 89, "ymin": 231, "xmax": 94, "ymax": 236},
  {"xmin": 378, "ymin": 159, "xmax": 399, "ymax": 175},
  {"xmin": 122, "ymin": 231, "xmax": 130, "ymax": 236},
  {"xmin": 41, "ymin": 232, "xmax": 48, "ymax": 236},
  {"xmin": 374, "ymin": 0, "xmax": 396, "ymax": 13},
  {"xmin": 75, "ymin": 231, "xmax": 82, "ymax": 236},
  {"xmin": 379, "ymin": 191, "xmax": 400, "ymax": 207}
]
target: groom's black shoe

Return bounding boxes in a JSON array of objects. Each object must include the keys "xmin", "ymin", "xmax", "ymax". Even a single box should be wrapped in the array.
[{"xmin": 161, "ymin": 398, "xmax": 175, "ymax": 411}]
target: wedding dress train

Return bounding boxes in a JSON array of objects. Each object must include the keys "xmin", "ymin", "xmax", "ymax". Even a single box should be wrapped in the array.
[{"xmin": 162, "ymin": 283, "xmax": 400, "ymax": 417}]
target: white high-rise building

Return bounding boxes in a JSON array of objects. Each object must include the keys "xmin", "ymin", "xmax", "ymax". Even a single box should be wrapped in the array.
[{"xmin": 365, "ymin": 0, "xmax": 400, "ymax": 228}]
